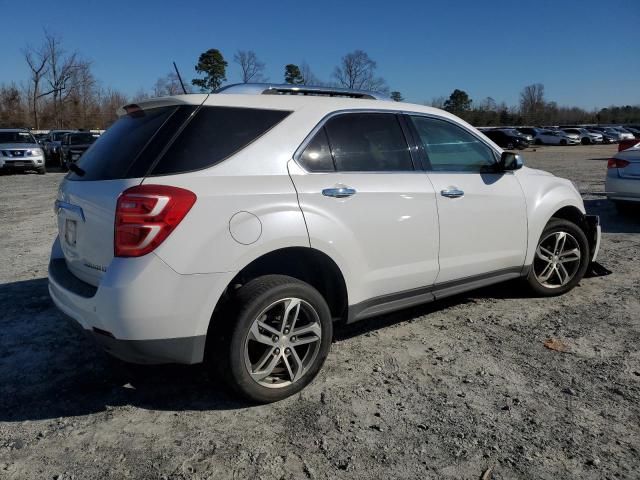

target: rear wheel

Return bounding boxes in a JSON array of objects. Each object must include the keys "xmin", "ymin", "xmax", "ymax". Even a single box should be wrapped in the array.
[
  {"xmin": 526, "ymin": 219, "xmax": 589, "ymax": 296},
  {"xmin": 213, "ymin": 275, "xmax": 332, "ymax": 403},
  {"xmin": 560, "ymin": 139, "xmax": 567, "ymax": 146},
  {"xmin": 534, "ymin": 139, "xmax": 542, "ymax": 145},
  {"xmin": 506, "ymin": 142, "xmax": 515, "ymax": 150}
]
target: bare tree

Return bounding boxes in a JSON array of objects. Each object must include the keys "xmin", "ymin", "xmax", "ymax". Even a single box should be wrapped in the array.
[
  {"xmin": 520, "ymin": 83, "xmax": 546, "ymax": 123},
  {"xmin": 154, "ymin": 72, "xmax": 186, "ymax": 97},
  {"xmin": 0, "ymin": 83, "xmax": 26, "ymax": 127},
  {"xmin": 23, "ymin": 44, "xmax": 49, "ymax": 129},
  {"xmin": 300, "ymin": 62, "xmax": 320, "ymax": 85},
  {"xmin": 233, "ymin": 50, "xmax": 266, "ymax": 83},
  {"xmin": 332, "ymin": 50, "xmax": 388, "ymax": 92},
  {"xmin": 428, "ymin": 96, "xmax": 447, "ymax": 109},
  {"xmin": 38, "ymin": 31, "xmax": 86, "ymax": 128}
]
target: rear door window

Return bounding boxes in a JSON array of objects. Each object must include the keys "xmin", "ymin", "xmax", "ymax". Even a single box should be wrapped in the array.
[
  {"xmin": 298, "ymin": 128, "xmax": 335, "ymax": 172},
  {"xmin": 324, "ymin": 113, "xmax": 414, "ymax": 172}
]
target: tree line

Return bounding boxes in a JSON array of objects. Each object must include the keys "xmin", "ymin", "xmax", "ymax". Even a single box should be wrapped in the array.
[{"xmin": 1, "ymin": 31, "xmax": 638, "ymax": 130}]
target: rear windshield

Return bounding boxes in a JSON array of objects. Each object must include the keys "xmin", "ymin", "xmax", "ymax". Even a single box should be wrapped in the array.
[{"xmin": 67, "ymin": 105, "xmax": 291, "ymax": 181}]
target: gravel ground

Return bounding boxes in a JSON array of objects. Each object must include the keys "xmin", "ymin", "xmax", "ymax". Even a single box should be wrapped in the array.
[{"xmin": 1, "ymin": 144, "xmax": 639, "ymax": 480}]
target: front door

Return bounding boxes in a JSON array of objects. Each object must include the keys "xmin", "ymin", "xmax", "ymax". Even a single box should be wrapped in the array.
[{"xmin": 408, "ymin": 114, "xmax": 528, "ymax": 284}]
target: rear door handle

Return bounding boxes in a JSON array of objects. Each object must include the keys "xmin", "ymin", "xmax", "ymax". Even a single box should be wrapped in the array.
[
  {"xmin": 440, "ymin": 188, "xmax": 464, "ymax": 198},
  {"xmin": 322, "ymin": 187, "xmax": 357, "ymax": 198}
]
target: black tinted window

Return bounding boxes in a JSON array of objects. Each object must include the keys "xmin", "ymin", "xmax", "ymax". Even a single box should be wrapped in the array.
[
  {"xmin": 324, "ymin": 113, "xmax": 413, "ymax": 172},
  {"xmin": 410, "ymin": 116, "xmax": 495, "ymax": 172},
  {"xmin": 68, "ymin": 106, "xmax": 178, "ymax": 181},
  {"xmin": 151, "ymin": 107, "xmax": 291, "ymax": 175},
  {"xmin": 299, "ymin": 128, "xmax": 334, "ymax": 172}
]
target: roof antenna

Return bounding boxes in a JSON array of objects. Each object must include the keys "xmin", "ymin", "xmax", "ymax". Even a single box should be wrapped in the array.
[{"xmin": 173, "ymin": 61, "xmax": 188, "ymax": 94}]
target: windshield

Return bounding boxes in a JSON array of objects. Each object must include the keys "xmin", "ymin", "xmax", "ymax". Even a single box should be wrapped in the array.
[
  {"xmin": 0, "ymin": 131, "xmax": 37, "ymax": 144},
  {"xmin": 69, "ymin": 133, "xmax": 98, "ymax": 145}
]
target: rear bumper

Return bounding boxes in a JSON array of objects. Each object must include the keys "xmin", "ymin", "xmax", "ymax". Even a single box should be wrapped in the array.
[
  {"xmin": 606, "ymin": 174, "xmax": 640, "ymax": 202},
  {"xmin": 48, "ymin": 236, "xmax": 234, "ymax": 364}
]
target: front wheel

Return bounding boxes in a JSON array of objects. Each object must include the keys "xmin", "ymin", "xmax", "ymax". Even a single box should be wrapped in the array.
[
  {"xmin": 526, "ymin": 219, "xmax": 589, "ymax": 296},
  {"xmin": 214, "ymin": 275, "xmax": 332, "ymax": 403}
]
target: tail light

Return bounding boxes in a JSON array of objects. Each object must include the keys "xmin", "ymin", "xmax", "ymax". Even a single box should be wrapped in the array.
[
  {"xmin": 607, "ymin": 158, "xmax": 630, "ymax": 169},
  {"xmin": 115, "ymin": 185, "xmax": 196, "ymax": 257}
]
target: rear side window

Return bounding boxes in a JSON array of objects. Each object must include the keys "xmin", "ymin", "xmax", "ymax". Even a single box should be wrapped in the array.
[
  {"xmin": 150, "ymin": 107, "xmax": 291, "ymax": 176},
  {"xmin": 324, "ymin": 113, "xmax": 413, "ymax": 172},
  {"xmin": 68, "ymin": 106, "xmax": 290, "ymax": 181}
]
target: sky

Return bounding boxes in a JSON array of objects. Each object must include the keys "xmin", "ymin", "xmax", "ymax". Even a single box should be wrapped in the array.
[{"xmin": 1, "ymin": 0, "xmax": 638, "ymax": 110}]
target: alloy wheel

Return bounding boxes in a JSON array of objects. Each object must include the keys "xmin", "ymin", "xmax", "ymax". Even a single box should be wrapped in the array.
[
  {"xmin": 533, "ymin": 231, "xmax": 582, "ymax": 288},
  {"xmin": 243, "ymin": 297, "xmax": 322, "ymax": 388}
]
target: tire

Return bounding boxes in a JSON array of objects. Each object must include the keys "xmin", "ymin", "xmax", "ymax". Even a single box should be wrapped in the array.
[
  {"xmin": 581, "ymin": 137, "xmax": 590, "ymax": 145},
  {"xmin": 506, "ymin": 142, "xmax": 514, "ymax": 150},
  {"xmin": 560, "ymin": 139, "xmax": 567, "ymax": 146},
  {"xmin": 37, "ymin": 166, "xmax": 46, "ymax": 175},
  {"xmin": 526, "ymin": 219, "xmax": 590, "ymax": 296},
  {"xmin": 213, "ymin": 274, "xmax": 332, "ymax": 403},
  {"xmin": 534, "ymin": 139, "xmax": 542, "ymax": 145}
]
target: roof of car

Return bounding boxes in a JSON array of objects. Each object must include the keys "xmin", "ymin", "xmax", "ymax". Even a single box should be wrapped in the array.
[
  {"xmin": 123, "ymin": 92, "xmax": 463, "ymax": 125},
  {"xmin": 0, "ymin": 128, "xmax": 29, "ymax": 132}
]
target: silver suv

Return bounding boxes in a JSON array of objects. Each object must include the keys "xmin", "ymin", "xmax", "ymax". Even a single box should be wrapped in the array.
[{"xmin": 0, "ymin": 129, "xmax": 46, "ymax": 174}]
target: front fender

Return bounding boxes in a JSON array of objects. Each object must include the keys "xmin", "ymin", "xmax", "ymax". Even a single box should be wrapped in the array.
[{"xmin": 517, "ymin": 171, "xmax": 586, "ymax": 266}]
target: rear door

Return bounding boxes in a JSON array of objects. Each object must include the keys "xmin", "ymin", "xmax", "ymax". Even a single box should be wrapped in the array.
[
  {"xmin": 288, "ymin": 112, "xmax": 440, "ymax": 305},
  {"xmin": 407, "ymin": 114, "xmax": 527, "ymax": 284},
  {"xmin": 56, "ymin": 104, "xmax": 198, "ymax": 286}
]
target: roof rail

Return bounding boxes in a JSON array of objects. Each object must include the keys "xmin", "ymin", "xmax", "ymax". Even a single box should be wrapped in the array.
[{"xmin": 216, "ymin": 83, "xmax": 390, "ymax": 100}]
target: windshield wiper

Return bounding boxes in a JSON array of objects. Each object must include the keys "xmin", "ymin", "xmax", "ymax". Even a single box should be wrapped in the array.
[{"xmin": 68, "ymin": 163, "xmax": 86, "ymax": 177}]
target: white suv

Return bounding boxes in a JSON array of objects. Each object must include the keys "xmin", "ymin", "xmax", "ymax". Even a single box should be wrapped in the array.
[{"xmin": 48, "ymin": 84, "xmax": 601, "ymax": 402}]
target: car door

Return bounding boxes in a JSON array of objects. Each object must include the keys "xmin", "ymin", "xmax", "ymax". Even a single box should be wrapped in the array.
[
  {"xmin": 407, "ymin": 114, "xmax": 527, "ymax": 284},
  {"xmin": 288, "ymin": 111, "xmax": 440, "ymax": 307}
]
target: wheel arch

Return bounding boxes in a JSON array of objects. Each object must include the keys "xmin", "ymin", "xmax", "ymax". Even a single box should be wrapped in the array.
[{"xmin": 208, "ymin": 247, "xmax": 349, "ymax": 336}]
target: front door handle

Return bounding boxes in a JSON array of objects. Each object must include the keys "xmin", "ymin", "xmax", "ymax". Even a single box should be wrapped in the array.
[
  {"xmin": 440, "ymin": 188, "xmax": 464, "ymax": 198},
  {"xmin": 322, "ymin": 187, "xmax": 357, "ymax": 198}
]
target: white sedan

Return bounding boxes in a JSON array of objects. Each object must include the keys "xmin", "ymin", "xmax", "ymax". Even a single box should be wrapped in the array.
[
  {"xmin": 534, "ymin": 130, "xmax": 580, "ymax": 146},
  {"xmin": 606, "ymin": 145, "xmax": 640, "ymax": 212}
]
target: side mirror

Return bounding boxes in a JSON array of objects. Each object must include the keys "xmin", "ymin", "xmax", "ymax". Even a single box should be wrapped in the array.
[{"xmin": 499, "ymin": 151, "xmax": 524, "ymax": 171}]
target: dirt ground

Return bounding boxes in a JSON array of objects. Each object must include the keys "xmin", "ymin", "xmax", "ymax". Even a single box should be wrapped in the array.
[{"xmin": 1, "ymin": 144, "xmax": 639, "ymax": 480}]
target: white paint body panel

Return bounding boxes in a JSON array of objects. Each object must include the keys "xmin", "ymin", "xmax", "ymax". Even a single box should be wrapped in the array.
[
  {"xmin": 288, "ymin": 160, "xmax": 439, "ymax": 305},
  {"xmin": 48, "ymin": 92, "xmax": 600, "ymax": 363},
  {"xmin": 427, "ymin": 172, "xmax": 527, "ymax": 283}
]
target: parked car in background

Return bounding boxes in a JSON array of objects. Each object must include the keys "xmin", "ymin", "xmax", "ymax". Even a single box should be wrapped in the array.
[
  {"xmin": 43, "ymin": 130, "xmax": 75, "ymax": 166},
  {"xmin": 561, "ymin": 128, "xmax": 603, "ymax": 145},
  {"xmin": 0, "ymin": 129, "xmax": 46, "ymax": 174},
  {"xmin": 533, "ymin": 129, "xmax": 580, "ymax": 145},
  {"xmin": 624, "ymin": 127, "xmax": 640, "ymax": 138},
  {"xmin": 48, "ymin": 83, "xmax": 601, "ymax": 402},
  {"xmin": 587, "ymin": 129, "xmax": 617, "ymax": 144},
  {"xmin": 517, "ymin": 127, "xmax": 542, "ymax": 139},
  {"xmin": 606, "ymin": 145, "xmax": 640, "ymax": 213},
  {"xmin": 482, "ymin": 129, "xmax": 529, "ymax": 149},
  {"xmin": 589, "ymin": 127, "xmax": 622, "ymax": 143},
  {"xmin": 499, "ymin": 128, "xmax": 533, "ymax": 142},
  {"xmin": 611, "ymin": 127, "xmax": 636, "ymax": 140},
  {"xmin": 60, "ymin": 132, "xmax": 99, "ymax": 166}
]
